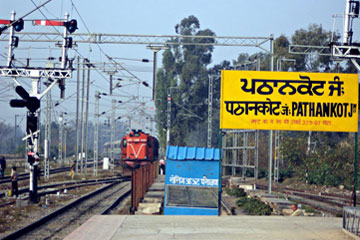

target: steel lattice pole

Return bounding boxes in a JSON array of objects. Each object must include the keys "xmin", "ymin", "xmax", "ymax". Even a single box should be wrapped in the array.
[
  {"xmin": 58, "ymin": 112, "xmax": 63, "ymax": 166},
  {"xmin": 207, "ymin": 75, "xmax": 213, "ymax": 148},
  {"xmin": 111, "ymin": 99, "xmax": 116, "ymax": 174},
  {"xmin": 84, "ymin": 60, "xmax": 91, "ymax": 175},
  {"xmin": 94, "ymin": 91, "xmax": 100, "ymax": 176}
]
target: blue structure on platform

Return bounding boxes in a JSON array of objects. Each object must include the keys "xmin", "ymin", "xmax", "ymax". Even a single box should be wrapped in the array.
[{"xmin": 164, "ymin": 145, "xmax": 220, "ymax": 216}]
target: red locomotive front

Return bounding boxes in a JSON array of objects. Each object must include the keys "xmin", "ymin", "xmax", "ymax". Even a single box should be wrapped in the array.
[{"xmin": 121, "ymin": 129, "xmax": 159, "ymax": 168}]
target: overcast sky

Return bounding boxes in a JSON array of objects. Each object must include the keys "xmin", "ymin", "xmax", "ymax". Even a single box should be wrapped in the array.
[{"xmin": 0, "ymin": 0, "xmax": 356, "ymax": 133}]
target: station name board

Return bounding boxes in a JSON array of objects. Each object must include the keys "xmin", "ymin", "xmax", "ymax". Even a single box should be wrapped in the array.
[{"xmin": 220, "ymin": 70, "xmax": 359, "ymax": 132}]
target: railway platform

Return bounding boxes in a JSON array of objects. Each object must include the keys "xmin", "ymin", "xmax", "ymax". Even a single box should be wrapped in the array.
[
  {"xmin": 135, "ymin": 175, "xmax": 165, "ymax": 215},
  {"xmin": 65, "ymin": 215, "xmax": 350, "ymax": 240}
]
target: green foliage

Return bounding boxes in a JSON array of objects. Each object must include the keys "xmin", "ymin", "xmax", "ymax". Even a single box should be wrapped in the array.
[
  {"xmin": 232, "ymin": 24, "xmax": 340, "ymax": 73},
  {"xmin": 245, "ymin": 169, "xmax": 254, "ymax": 178},
  {"xmin": 228, "ymin": 188, "xmax": 272, "ymax": 215},
  {"xmin": 280, "ymin": 131, "xmax": 355, "ymax": 188},
  {"xmin": 302, "ymin": 205, "xmax": 315, "ymax": 214},
  {"xmin": 258, "ymin": 168, "xmax": 267, "ymax": 179},
  {"xmin": 278, "ymin": 167, "xmax": 294, "ymax": 183},
  {"xmin": 155, "ymin": 15, "xmax": 216, "ymax": 147},
  {"xmin": 307, "ymin": 163, "xmax": 343, "ymax": 186},
  {"xmin": 291, "ymin": 24, "xmax": 338, "ymax": 71},
  {"xmin": 154, "ymin": 15, "xmax": 351, "ymax": 164},
  {"xmin": 236, "ymin": 197, "xmax": 272, "ymax": 215},
  {"xmin": 236, "ymin": 197, "xmax": 249, "ymax": 207},
  {"xmin": 0, "ymin": 121, "xmax": 23, "ymax": 154},
  {"xmin": 225, "ymin": 188, "xmax": 246, "ymax": 198},
  {"xmin": 280, "ymin": 133, "xmax": 307, "ymax": 169}
]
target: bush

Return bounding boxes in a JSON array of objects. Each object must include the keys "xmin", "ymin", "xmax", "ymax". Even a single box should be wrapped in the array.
[
  {"xmin": 302, "ymin": 205, "xmax": 315, "ymax": 214},
  {"xmin": 278, "ymin": 167, "xmax": 294, "ymax": 182},
  {"xmin": 236, "ymin": 197, "xmax": 272, "ymax": 215},
  {"xmin": 307, "ymin": 164, "xmax": 343, "ymax": 186},
  {"xmin": 258, "ymin": 168, "xmax": 267, "ymax": 179},
  {"xmin": 236, "ymin": 197, "xmax": 249, "ymax": 207},
  {"xmin": 226, "ymin": 188, "xmax": 246, "ymax": 198},
  {"xmin": 245, "ymin": 169, "xmax": 254, "ymax": 177}
]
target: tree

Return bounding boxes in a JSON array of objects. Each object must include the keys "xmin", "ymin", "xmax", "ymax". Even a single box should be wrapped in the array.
[
  {"xmin": 0, "ymin": 121, "xmax": 23, "ymax": 154},
  {"xmin": 291, "ymin": 24, "xmax": 338, "ymax": 71},
  {"xmin": 156, "ymin": 15, "xmax": 215, "ymax": 146}
]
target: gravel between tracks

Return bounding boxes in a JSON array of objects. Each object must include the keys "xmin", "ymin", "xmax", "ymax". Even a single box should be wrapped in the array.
[
  {"xmin": 0, "ymin": 184, "xmax": 101, "ymax": 238},
  {"xmin": 13, "ymin": 181, "xmax": 130, "ymax": 240}
]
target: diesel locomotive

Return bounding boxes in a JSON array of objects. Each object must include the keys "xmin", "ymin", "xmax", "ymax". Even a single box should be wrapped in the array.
[{"xmin": 120, "ymin": 129, "xmax": 159, "ymax": 169}]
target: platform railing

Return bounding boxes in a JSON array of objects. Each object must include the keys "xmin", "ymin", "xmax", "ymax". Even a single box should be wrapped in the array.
[
  {"xmin": 130, "ymin": 161, "xmax": 159, "ymax": 212},
  {"xmin": 343, "ymin": 206, "xmax": 360, "ymax": 236}
]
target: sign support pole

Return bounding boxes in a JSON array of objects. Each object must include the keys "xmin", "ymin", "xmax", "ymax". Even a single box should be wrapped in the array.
[
  {"xmin": 218, "ymin": 129, "xmax": 223, "ymax": 216},
  {"xmin": 355, "ymin": 132, "xmax": 358, "ymax": 206},
  {"xmin": 268, "ymin": 35, "xmax": 274, "ymax": 194}
]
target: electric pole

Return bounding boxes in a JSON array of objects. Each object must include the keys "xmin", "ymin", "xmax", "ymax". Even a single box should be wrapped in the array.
[
  {"xmin": 166, "ymin": 90, "xmax": 171, "ymax": 148},
  {"xmin": 84, "ymin": 59, "xmax": 91, "ymax": 175},
  {"xmin": 75, "ymin": 56, "xmax": 80, "ymax": 175},
  {"xmin": 44, "ymin": 79, "xmax": 51, "ymax": 180},
  {"xmin": 64, "ymin": 128, "xmax": 67, "ymax": 165},
  {"xmin": 146, "ymin": 45, "xmax": 168, "ymax": 100},
  {"xmin": 111, "ymin": 99, "xmax": 115, "ymax": 173},
  {"xmin": 58, "ymin": 112, "xmax": 63, "ymax": 166},
  {"xmin": 207, "ymin": 75, "xmax": 214, "ymax": 148},
  {"xmin": 7, "ymin": 11, "xmax": 15, "ymax": 67},
  {"xmin": 94, "ymin": 91, "xmax": 100, "ymax": 176},
  {"xmin": 79, "ymin": 58, "xmax": 86, "ymax": 174},
  {"xmin": 268, "ymin": 35, "xmax": 274, "ymax": 194}
]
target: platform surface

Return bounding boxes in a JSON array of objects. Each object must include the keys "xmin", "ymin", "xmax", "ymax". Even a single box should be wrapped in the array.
[{"xmin": 65, "ymin": 215, "xmax": 350, "ymax": 240}]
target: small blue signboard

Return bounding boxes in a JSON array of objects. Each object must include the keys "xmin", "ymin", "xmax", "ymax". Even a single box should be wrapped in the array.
[{"xmin": 164, "ymin": 146, "xmax": 220, "ymax": 215}]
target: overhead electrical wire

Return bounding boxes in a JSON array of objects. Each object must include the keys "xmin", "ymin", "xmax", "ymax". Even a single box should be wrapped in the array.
[{"xmin": 5, "ymin": 0, "xmax": 155, "ymax": 132}]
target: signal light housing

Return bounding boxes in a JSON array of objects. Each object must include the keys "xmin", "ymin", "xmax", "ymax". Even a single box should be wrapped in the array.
[
  {"xmin": 64, "ymin": 19, "xmax": 78, "ymax": 34},
  {"xmin": 13, "ymin": 19, "xmax": 24, "ymax": 32},
  {"xmin": 28, "ymin": 154, "xmax": 35, "ymax": 164},
  {"xmin": 26, "ymin": 112, "xmax": 38, "ymax": 146},
  {"xmin": 27, "ymin": 113, "xmax": 38, "ymax": 134}
]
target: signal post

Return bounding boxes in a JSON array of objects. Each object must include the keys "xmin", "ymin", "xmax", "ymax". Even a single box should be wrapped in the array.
[{"xmin": 1, "ymin": 11, "xmax": 76, "ymax": 203}]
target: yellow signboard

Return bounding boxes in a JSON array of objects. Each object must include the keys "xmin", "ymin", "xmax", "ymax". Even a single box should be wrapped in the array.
[{"xmin": 220, "ymin": 70, "xmax": 359, "ymax": 132}]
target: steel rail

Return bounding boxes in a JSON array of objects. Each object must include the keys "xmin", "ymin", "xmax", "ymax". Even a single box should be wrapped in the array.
[
  {"xmin": 0, "ymin": 159, "xmax": 103, "ymax": 185},
  {"xmin": 0, "ymin": 176, "xmax": 130, "ymax": 207},
  {"xmin": 101, "ymin": 184, "xmax": 131, "ymax": 215},
  {"xmin": 257, "ymin": 184, "xmax": 348, "ymax": 215},
  {"xmin": 2, "ymin": 178, "xmax": 130, "ymax": 240}
]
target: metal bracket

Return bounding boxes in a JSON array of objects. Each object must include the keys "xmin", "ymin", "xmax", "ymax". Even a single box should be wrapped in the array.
[
  {"xmin": 0, "ymin": 67, "xmax": 72, "ymax": 78},
  {"xmin": 331, "ymin": 44, "xmax": 360, "ymax": 59},
  {"xmin": 22, "ymin": 129, "xmax": 40, "ymax": 141},
  {"xmin": 289, "ymin": 44, "xmax": 331, "ymax": 56}
]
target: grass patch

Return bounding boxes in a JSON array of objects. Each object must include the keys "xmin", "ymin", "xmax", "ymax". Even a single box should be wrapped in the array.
[{"xmin": 302, "ymin": 205, "xmax": 315, "ymax": 214}]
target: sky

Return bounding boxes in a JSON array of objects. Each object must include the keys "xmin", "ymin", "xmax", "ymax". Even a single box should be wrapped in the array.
[{"xmin": 0, "ymin": 0, "xmax": 356, "ymax": 136}]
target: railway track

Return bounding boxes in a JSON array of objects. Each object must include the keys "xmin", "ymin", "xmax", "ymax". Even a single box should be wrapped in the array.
[
  {"xmin": 0, "ymin": 159, "xmax": 105, "ymax": 185},
  {"xmin": 0, "ymin": 167, "xmax": 69, "ymax": 185},
  {"xmin": 257, "ymin": 184, "xmax": 351, "ymax": 216},
  {"xmin": 2, "ymin": 178, "xmax": 131, "ymax": 240},
  {"xmin": 0, "ymin": 176, "xmax": 129, "ymax": 208}
]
